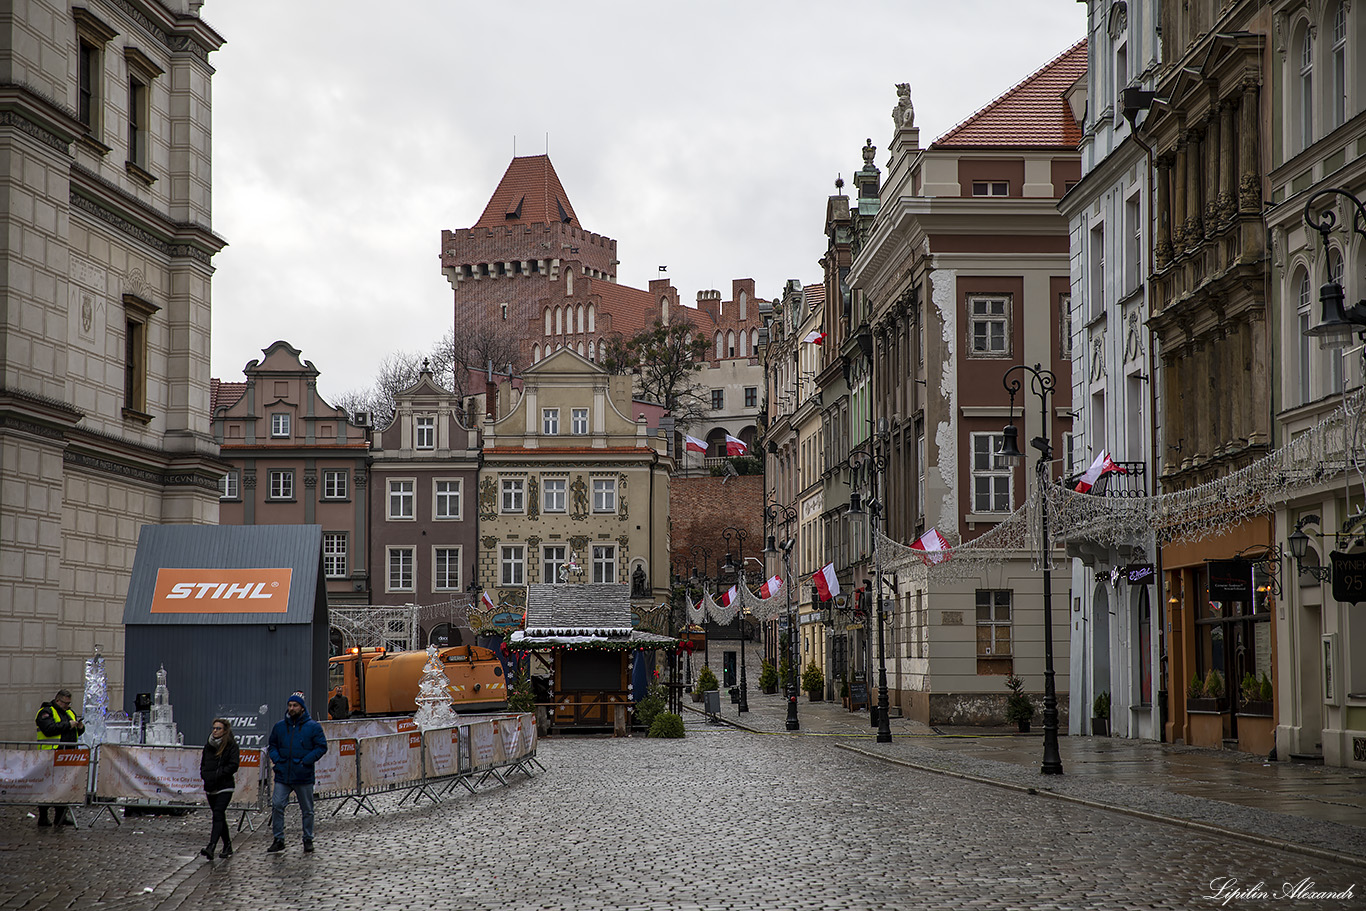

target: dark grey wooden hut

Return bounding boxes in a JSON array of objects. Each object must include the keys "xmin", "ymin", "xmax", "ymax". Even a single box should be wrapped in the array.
[{"xmin": 122, "ymin": 525, "xmax": 329, "ymax": 746}]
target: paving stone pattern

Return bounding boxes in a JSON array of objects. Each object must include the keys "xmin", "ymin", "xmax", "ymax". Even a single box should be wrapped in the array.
[{"xmin": 0, "ymin": 716, "xmax": 1360, "ymax": 911}]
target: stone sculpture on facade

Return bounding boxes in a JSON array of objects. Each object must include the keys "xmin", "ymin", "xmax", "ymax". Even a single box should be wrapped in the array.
[{"xmin": 893, "ymin": 83, "xmax": 915, "ymax": 129}]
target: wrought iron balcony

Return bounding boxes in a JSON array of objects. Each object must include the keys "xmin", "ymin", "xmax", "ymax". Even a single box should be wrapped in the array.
[{"xmin": 1063, "ymin": 461, "xmax": 1147, "ymax": 497}]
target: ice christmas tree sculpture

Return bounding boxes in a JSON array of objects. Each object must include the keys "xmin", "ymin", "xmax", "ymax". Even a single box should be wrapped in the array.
[
  {"xmin": 413, "ymin": 645, "xmax": 457, "ymax": 729},
  {"xmin": 81, "ymin": 645, "xmax": 108, "ymax": 746}
]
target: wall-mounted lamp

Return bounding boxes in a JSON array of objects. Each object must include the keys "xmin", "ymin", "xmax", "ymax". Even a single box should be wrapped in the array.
[{"xmin": 1287, "ymin": 514, "xmax": 1332, "ymax": 582}]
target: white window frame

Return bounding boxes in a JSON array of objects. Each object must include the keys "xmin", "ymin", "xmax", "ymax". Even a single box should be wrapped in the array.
[
  {"xmin": 571, "ymin": 408, "xmax": 588, "ymax": 435},
  {"xmin": 592, "ymin": 544, "xmax": 617, "ymax": 584},
  {"xmin": 975, "ymin": 589, "xmax": 1013, "ymax": 658},
  {"xmin": 500, "ymin": 477, "xmax": 525, "ymax": 513},
  {"xmin": 543, "ymin": 545, "xmax": 567, "ymax": 584},
  {"xmin": 387, "ymin": 546, "xmax": 415, "ymax": 592},
  {"xmin": 432, "ymin": 546, "xmax": 461, "ymax": 592},
  {"xmin": 971, "ymin": 181, "xmax": 1009, "ymax": 196},
  {"xmin": 542, "ymin": 408, "xmax": 560, "ymax": 435},
  {"xmin": 220, "ymin": 470, "xmax": 239, "ymax": 500},
  {"xmin": 500, "ymin": 545, "xmax": 525, "ymax": 585},
  {"xmin": 271, "ymin": 413, "xmax": 291, "ymax": 438},
  {"xmin": 542, "ymin": 477, "xmax": 567, "ymax": 513},
  {"xmin": 415, "ymin": 415, "xmax": 435, "ymax": 450},
  {"xmin": 967, "ymin": 295, "xmax": 1010, "ymax": 357},
  {"xmin": 388, "ymin": 478, "xmax": 415, "ymax": 520},
  {"xmin": 592, "ymin": 477, "xmax": 617, "ymax": 513},
  {"xmin": 433, "ymin": 478, "xmax": 462, "ymax": 520},
  {"xmin": 268, "ymin": 469, "xmax": 293, "ymax": 500},
  {"xmin": 322, "ymin": 469, "xmax": 348, "ymax": 500},
  {"xmin": 323, "ymin": 532, "xmax": 348, "ymax": 579},
  {"xmin": 970, "ymin": 432, "xmax": 1012, "ymax": 514}
]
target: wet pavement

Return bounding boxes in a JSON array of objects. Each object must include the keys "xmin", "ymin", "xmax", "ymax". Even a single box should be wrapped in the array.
[{"xmin": 0, "ymin": 691, "xmax": 1362, "ymax": 910}]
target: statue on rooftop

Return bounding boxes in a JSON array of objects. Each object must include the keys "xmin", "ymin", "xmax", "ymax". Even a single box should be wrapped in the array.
[{"xmin": 893, "ymin": 83, "xmax": 915, "ymax": 129}]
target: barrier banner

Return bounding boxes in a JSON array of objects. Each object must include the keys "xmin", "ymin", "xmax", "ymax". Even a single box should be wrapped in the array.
[
  {"xmin": 422, "ymin": 727, "xmax": 460, "ymax": 778},
  {"xmin": 94, "ymin": 745, "xmax": 201, "ymax": 803},
  {"xmin": 468, "ymin": 721, "xmax": 505, "ymax": 771},
  {"xmin": 321, "ymin": 718, "xmax": 405, "ymax": 740},
  {"xmin": 228, "ymin": 749, "xmax": 264, "ymax": 808},
  {"xmin": 497, "ymin": 718, "xmax": 522, "ymax": 760},
  {"xmin": 357, "ymin": 732, "xmax": 420, "ymax": 789},
  {"xmin": 519, "ymin": 714, "xmax": 537, "ymax": 756},
  {"xmin": 396, "ymin": 718, "xmax": 417, "ymax": 733},
  {"xmin": 312, "ymin": 739, "xmax": 357, "ymax": 796},
  {"xmin": 0, "ymin": 746, "xmax": 89, "ymax": 805}
]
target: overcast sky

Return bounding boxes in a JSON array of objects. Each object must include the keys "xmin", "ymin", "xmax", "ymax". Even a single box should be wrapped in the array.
[{"xmin": 206, "ymin": 1, "xmax": 1087, "ymax": 404}]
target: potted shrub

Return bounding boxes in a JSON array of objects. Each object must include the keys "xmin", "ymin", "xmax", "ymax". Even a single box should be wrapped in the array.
[
  {"xmin": 1004, "ymin": 673, "xmax": 1035, "ymax": 732},
  {"xmin": 758, "ymin": 660, "xmax": 778, "ymax": 695},
  {"xmin": 1091, "ymin": 690, "xmax": 1111, "ymax": 737},
  {"xmin": 694, "ymin": 665, "xmax": 718, "ymax": 703},
  {"xmin": 1239, "ymin": 672, "xmax": 1273, "ymax": 716},
  {"xmin": 1186, "ymin": 669, "xmax": 1224, "ymax": 713},
  {"xmin": 802, "ymin": 661, "xmax": 824, "ymax": 702}
]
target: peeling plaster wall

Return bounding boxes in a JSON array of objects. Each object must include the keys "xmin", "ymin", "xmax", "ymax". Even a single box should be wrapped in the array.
[{"xmin": 931, "ymin": 267, "xmax": 958, "ymax": 531}]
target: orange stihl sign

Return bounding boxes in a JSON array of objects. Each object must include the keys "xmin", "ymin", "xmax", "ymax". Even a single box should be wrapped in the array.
[{"xmin": 150, "ymin": 568, "xmax": 292, "ymax": 613}]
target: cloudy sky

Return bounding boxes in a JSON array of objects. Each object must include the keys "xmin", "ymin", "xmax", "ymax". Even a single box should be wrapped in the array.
[{"xmin": 206, "ymin": 1, "xmax": 1087, "ymax": 404}]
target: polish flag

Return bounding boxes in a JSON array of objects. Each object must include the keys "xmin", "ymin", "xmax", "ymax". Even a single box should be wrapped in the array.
[
  {"xmin": 1074, "ymin": 450, "xmax": 1128, "ymax": 493},
  {"xmin": 725, "ymin": 435, "xmax": 748, "ymax": 456},
  {"xmin": 812, "ymin": 562, "xmax": 840, "ymax": 601},
  {"xmin": 718, "ymin": 585, "xmax": 738, "ymax": 608},
  {"xmin": 911, "ymin": 527, "xmax": 950, "ymax": 565},
  {"xmin": 802, "ymin": 330, "xmax": 826, "ymax": 345},
  {"xmin": 480, "ymin": 590, "xmax": 495, "ymax": 611},
  {"xmin": 759, "ymin": 575, "xmax": 783, "ymax": 599},
  {"xmin": 684, "ymin": 434, "xmax": 707, "ymax": 453}
]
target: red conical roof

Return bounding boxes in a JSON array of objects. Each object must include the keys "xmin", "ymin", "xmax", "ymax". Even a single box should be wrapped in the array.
[{"xmin": 473, "ymin": 155, "xmax": 580, "ymax": 229}]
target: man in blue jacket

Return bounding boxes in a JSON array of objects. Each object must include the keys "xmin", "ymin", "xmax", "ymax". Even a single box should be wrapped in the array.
[{"xmin": 266, "ymin": 692, "xmax": 327, "ymax": 854}]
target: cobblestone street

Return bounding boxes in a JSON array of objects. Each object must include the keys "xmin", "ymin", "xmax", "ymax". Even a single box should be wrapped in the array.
[{"xmin": 2, "ymin": 714, "xmax": 1361, "ymax": 911}]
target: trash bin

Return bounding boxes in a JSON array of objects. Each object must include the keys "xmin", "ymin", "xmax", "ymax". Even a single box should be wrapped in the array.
[
  {"xmin": 704, "ymin": 690, "xmax": 721, "ymax": 718},
  {"xmin": 729, "ymin": 686, "xmax": 740, "ymax": 704}
]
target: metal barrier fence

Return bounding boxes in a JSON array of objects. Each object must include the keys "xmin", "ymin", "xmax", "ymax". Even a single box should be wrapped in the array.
[{"xmin": 0, "ymin": 713, "xmax": 539, "ymax": 828}]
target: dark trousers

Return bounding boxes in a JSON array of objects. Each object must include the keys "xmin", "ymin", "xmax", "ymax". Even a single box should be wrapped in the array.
[
  {"xmin": 206, "ymin": 791, "xmax": 233, "ymax": 852},
  {"xmin": 36, "ymin": 805, "xmax": 69, "ymax": 825}
]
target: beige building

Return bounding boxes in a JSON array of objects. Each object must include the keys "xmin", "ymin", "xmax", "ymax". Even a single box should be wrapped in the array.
[
  {"xmin": 477, "ymin": 349, "xmax": 673, "ymax": 616},
  {"xmin": 0, "ymin": 0, "xmax": 225, "ymax": 739}
]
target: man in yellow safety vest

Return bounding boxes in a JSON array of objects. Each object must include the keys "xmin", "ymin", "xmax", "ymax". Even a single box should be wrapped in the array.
[{"xmin": 34, "ymin": 689, "xmax": 84, "ymax": 826}]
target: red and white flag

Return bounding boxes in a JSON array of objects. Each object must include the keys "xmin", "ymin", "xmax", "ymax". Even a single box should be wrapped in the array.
[
  {"xmin": 802, "ymin": 330, "xmax": 826, "ymax": 345},
  {"xmin": 684, "ymin": 434, "xmax": 707, "ymax": 453},
  {"xmin": 758, "ymin": 575, "xmax": 783, "ymax": 599},
  {"xmin": 911, "ymin": 527, "xmax": 950, "ymax": 565},
  {"xmin": 480, "ymin": 590, "xmax": 495, "ymax": 611},
  {"xmin": 1074, "ymin": 450, "xmax": 1128, "ymax": 493},
  {"xmin": 725, "ymin": 435, "xmax": 748, "ymax": 456},
  {"xmin": 812, "ymin": 562, "xmax": 840, "ymax": 601},
  {"xmin": 718, "ymin": 585, "xmax": 738, "ymax": 608}
]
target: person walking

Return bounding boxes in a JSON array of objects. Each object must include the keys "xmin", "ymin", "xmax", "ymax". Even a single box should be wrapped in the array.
[
  {"xmin": 199, "ymin": 718, "xmax": 240, "ymax": 859},
  {"xmin": 34, "ymin": 689, "xmax": 84, "ymax": 827},
  {"xmin": 266, "ymin": 692, "xmax": 327, "ymax": 854}
]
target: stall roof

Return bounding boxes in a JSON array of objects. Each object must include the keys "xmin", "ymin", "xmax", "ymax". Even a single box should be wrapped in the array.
[
  {"xmin": 123, "ymin": 525, "xmax": 326, "ymax": 626},
  {"xmin": 512, "ymin": 583, "xmax": 675, "ymax": 649}
]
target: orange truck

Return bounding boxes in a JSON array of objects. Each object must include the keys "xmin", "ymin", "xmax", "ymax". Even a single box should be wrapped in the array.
[{"xmin": 327, "ymin": 645, "xmax": 508, "ymax": 716}]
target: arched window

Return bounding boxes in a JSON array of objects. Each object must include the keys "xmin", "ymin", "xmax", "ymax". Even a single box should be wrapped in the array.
[
  {"xmin": 1296, "ymin": 267, "xmax": 1313, "ymax": 404},
  {"xmin": 715, "ymin": 332, "xmax": 724, "ymax": 359},
  {"xmin": 588, "ymin": 340, "xmax": 596, "ymax": 362},
  {"xmin": 532, "ymin": 344, "xmax": 541, "ymax": 363},
  {"xmin": 1331, "ymin": 2, "xmax": 1347, "ymax": 129},
  {"xmin": 566, "ymin": 268, "xmax": 573, "ymax": 296},
  {"xmin": 544, "ymin": 309, "xmax": 552, "ymax": 336},
  {"xmin": 555, "ymin": 306, "xmax": 563, "ymax": 335},
  {"xmin": 587, "ymin": 304, "xmax": 596, "ymax": 332},
  {"xmin": 1299, "ymin": 26, "xmax": 1314, "ymax": 150},
  {"xmin": 577, "ymin": 341, "xmax": 584, "ymax": 356},
  {"xmin": 726, "ymin": 330, "xmax": 736, "ymax": 358},
  {"xmin": 576, "ymin": 305, "xmax": 584, "ymax": 333},
  {"xmin": 739, "ymin": 332, "xmax": 749, "ymax": 358},
  {"xmin": 751, "ymin": 328, "xmax": 760, "ymax": 352}
]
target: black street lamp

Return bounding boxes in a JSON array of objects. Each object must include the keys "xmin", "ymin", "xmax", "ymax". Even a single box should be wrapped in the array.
[
  {"xmin": 764, "ymin": 502, "xmax": 800, "ymax": 731},
  {"xmin": 848, "ymin": 437, "xmax": 893, "ymax": 744},
  {"xmin": 722, "ymin": 526, "xmax": 750, "ymax": 714},
  {"xmin": 688, "ymin": 545, "xmax": 711, "ymax": 684},
  {"xmin": 1000, "ymin": 363, "xmax": 1063, "ymax": 776},
  {"xmin": 1302, "ymin": 188, "xmax": 1366, "ymax": 349}
]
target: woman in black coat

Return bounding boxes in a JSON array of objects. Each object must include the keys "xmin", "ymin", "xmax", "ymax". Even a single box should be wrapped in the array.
[{"xmin": 199, "ymin": 718, "xmax": 240, "ymax": 858}]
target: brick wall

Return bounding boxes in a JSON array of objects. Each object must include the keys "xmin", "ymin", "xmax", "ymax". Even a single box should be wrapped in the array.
[{"xmin": 669, "ymin": 475, "xmax": 765, "ymax": 580}]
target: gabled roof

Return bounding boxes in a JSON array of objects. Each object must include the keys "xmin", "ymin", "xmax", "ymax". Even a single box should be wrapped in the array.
[
  {"xmin": 932, "ymin": 40, "xmax": 1087, "ymax": 150},
  {"xmin": 210, "ymin": 378, "xmax": 246, "ymax": 414},
  {"xmin": 474, "ymin": 155, "xmax": 580, "ymax": 229},
  {"xmin": 512, "ymin": 583, "xmax": 675, "ymax": 648}
]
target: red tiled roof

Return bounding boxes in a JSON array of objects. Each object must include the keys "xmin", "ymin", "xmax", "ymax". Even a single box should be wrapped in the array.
[
  {"xmin": 589, "ymin": 279, "xmax": 656, "ymax": 337},
  {"xmin": 803, "ymin": 283, "xmax": 825, "ymax": 310},
  {"xmin": 210, "ymin": 379, "xmax": 246, "ymax": 414},
  {"xmin": 932, "ymin": 40, "xmax": 1087, "ymax": 150},
  {"xmin": 474, "ymin": 155, "xmax": 580, "ymax": 229}
]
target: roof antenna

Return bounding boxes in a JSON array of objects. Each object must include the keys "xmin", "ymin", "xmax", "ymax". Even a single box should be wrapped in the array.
[
  {"xmin": 545, "ymin": 132, "xmax": 549, "ymax": 156},
  {"xmin": 513, "ymin": 135, "xmax": 516, "ymax": 157}
]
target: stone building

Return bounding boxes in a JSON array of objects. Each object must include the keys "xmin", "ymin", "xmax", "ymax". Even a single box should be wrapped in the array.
[{"xmin": 0, "ymin": 0, "xmax": 225, "ymax": 739}]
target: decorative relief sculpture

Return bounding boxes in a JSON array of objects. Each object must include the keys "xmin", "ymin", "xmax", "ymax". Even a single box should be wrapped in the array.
[
  {"xmin": 570, "ymin": 476, "xmax": 588, "ymax": 520},
  {"xmin": 478, "ymin": 476, "xmax": 497, "ymax": 520}
]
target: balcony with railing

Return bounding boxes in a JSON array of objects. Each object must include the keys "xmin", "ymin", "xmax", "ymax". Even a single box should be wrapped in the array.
[{"xmin": 1062, "ymin": 461, "xmax": 1147, "ymax": 497}]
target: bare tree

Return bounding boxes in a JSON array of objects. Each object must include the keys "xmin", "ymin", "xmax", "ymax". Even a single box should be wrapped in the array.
[
  {"xmin": 332, "ymin": 350, "xmax": 425, "ymax": 428},
  {"xmin": 610, "ymin": 315, "xmax": 710, "ymax": 430},
  {"xmin": 431, "ymin": 324, "xmax": 526, "ymax": 398}
]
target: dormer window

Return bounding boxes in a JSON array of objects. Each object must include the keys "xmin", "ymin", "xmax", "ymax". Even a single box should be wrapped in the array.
[
  {"xmin": 415, "ymin": 415, "xmax": 435, "ymax": 449},
  {"xmin": 271, "ymin": 413, "xmax": 291, "ymax": 437}
]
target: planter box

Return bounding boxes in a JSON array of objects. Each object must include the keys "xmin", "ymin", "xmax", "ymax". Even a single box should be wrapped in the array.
[
  {"xmin": 1186, "ymin": 704, "xmax": 1227, "ymax": 749},
  {"xmin": 1237, "ymin": 712, "xmax": 1275, "ymax": 756},
  {"xmin": 761, "ymin": 685, "xmax": 778, "ymax": 695},
  {"xmin": 807, "ymin": 692, "xmax": 822, "ymax": 702},
  {"xmin": 1091, "ymin": 717, "xmax": 1110, "ymax": 737},
  {"xmin": 1185, "ymin": 697, "xmax": 1225, "ymax": 713},
  {"xmin": 1240, "ymin": 700, "xmax": 1273, "ymax": 717},
  {"xmin": 691, "ymin": 691, "xmax": 705, "ymax": 704}
]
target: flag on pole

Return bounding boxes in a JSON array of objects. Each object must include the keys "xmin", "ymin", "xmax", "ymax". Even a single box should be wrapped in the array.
[
  {"xmin": 911, "ymin": 527, "xmax": 950, "ymax": 565},
  {"xmin": 759, "ymin": 575, "xmax": 783, "ymax": 599},
  {"xmin": 1074, "ymin": 450, "xmax": 1128, "ymax": 493},
  {"xmin": 802, "ymin": 330, "xmax": 826, "ymax": 345},
  {"xmin": 725, "ymin": 434, "xmax": 748, "ymax": 456},
  {"xmin": 684, "ymin": 434, "xmax": 707, "ymax": 453},
  {"xmin": 718, "ymin": 585, "xmax": 738, "ymax": 608},
  {"xmin": 812, "ymin": 562, "xmax": 840, "ymax": 601},
  {"xmin": 481, "ymin": 590, "xmax": 495, "ymax": 611}
]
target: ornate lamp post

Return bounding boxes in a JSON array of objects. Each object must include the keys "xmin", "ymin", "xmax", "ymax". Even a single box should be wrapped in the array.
[
  {"xmin": 687, "ymin": 545, "xmax": 711, "ymax": 684},
  {"xmin": 999, "ymin": 363, "xmax": 1064, "ymax": 775},
  {"xmin": 1302, "ymin": 189, "xmax": 1366, "ymax": 350},
  {"xmin": 722, "ymin": 526, "xmax": 750, "ymax": 714},
  {"xmin": 764, "ymin": 502, "xmax": 800, "ymax": 731},
  {"xmin": 848, "ymin": 434, "xmax": 893, "ymax": 744}
]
